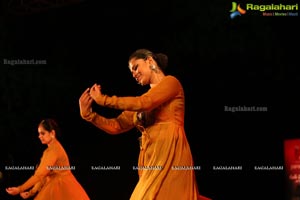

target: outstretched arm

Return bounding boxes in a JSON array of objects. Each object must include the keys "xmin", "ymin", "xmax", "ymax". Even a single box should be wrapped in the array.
[
  {"xmin": 89, "ymin": 111, "xmax": 135, "ymax": 135},
  {"xmin": 6, "ymin": 149, "xmax": 57, "ymax": 195},
  {"xmin": 7, "ymin": 179, "xmax": 45, "ymax": 199},
  {"xmin": 19, "ymin": 177, "xmax": 46, "ymax": 199},
  {"xmin": 89, "ymin": 76, "xmax": 182, "ymax": 112},
  {"xmin": 79, "ymin": 87, "xmax": 135, "ymax": 134}
]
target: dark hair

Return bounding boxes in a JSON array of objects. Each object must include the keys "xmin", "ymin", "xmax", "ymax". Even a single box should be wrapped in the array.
[
  {"xmin": 129, "ymin": 49, "xmax": 168, "ymax": 73},
  {"xmin": 39, "ymin": 118, "xmax": 61, "ymax": 138}
]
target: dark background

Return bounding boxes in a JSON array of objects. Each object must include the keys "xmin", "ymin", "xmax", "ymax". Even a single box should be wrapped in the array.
[{"xmin": 0, "ymin": 0, "xmax": 299, "ymax": 199}]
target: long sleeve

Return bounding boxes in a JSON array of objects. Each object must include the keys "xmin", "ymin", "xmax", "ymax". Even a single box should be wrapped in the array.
[
  {"xmin": 97, "ymin": 76, "xmax": 182, "ymax": 112},
  {"xmin": 91, "ymin": 110, "xmax": 136, "ymax": 135},
  {"xmin": 18, "ymin": 148, "xmax": 57, "ymax": 192},
  {"xmin": 27, "ymin": 178, "xmax": 47, "ymax": 197}
]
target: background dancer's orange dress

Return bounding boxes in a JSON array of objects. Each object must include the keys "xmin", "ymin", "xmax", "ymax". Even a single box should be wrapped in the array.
[
  {"xmin": 19, "ymin": 139, "xmax": 90, "ymax": 200},
  {"xmin": 80, "ymin": 48, "xmax": 211, "ymax": 200},
  {"xmin": 6, "ymin": 119, "xmax": 90, "ymax": 200}
]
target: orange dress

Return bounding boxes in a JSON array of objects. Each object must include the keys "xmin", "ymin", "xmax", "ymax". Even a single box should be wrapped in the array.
[
  {"xmin": 91, "ymin": 75, "xmax": 211, "ymax": 200},
  {"xmin": 18, "ymin": 139, "xmax": 90, "ymax": 200}
]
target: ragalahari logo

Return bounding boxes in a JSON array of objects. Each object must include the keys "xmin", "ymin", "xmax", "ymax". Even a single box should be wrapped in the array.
[{"xmin": 230, "ymin": 2, "xmax": 246, "ymax": 19}]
